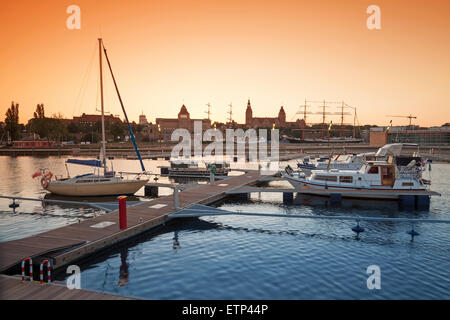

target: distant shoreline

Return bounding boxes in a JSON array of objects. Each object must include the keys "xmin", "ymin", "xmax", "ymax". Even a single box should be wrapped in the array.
[{"xmin": 0, "ymin": 143, "xmax": 449, "ymax": 162}]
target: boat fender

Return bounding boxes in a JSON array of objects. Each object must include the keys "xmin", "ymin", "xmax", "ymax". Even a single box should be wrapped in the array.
[
  {"xmin": 40, "ymin": 177, "xmax": 49, "ymax": 189},
  {"xmin": 40, "ymin": 172, "xmax": 52, "ymax": 189}
]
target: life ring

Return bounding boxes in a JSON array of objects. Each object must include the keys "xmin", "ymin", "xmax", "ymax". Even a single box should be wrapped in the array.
[
  {"xmin": 40, "ymin": 177, "xmax": 49, "ymax": 189},
  {"xmin": 44, "ymin": 172, "xmax": 53, "ymax": 180}
]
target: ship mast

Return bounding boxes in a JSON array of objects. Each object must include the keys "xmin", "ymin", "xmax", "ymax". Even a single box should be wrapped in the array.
[
  {"xmin": 98, "ymin": 38, "xmax": 107, "ymax": 174},
  {"xmin": 102, "ymin": 40, "xmax": 146, "ymax": 172}
]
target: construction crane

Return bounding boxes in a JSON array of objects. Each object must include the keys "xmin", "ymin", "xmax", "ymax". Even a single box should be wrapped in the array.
[{"xmin": 386, "ymin": 114, "xmax": 417, "ymax": 127}]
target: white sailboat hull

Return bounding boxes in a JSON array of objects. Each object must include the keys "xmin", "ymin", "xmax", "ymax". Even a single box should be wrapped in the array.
[{"xmin": 46, "ymin": 179, "xmax": 148, "ymax": 197}]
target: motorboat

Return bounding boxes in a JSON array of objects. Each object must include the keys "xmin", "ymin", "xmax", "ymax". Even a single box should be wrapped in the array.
[
  {"xmin": 160, "ymin": 159, "xmax": 230, "ymax": 178},
  {"xmin": 282, "ymin": 144, "xmax": 439, "ymax": 200},
  {"xmin": 296, "ymin": 143, "xmax": 421, "ymax": 176}
]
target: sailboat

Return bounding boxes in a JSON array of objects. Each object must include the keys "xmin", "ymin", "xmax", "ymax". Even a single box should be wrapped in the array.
[{"xmin": 34, "ymin": 38, "xmax": 149, "ymax": 197}]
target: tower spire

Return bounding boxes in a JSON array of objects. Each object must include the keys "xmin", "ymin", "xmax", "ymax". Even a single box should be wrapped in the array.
[{"xmin": 205, "ymin": 102, "xmax": 211, "ymax": 121}]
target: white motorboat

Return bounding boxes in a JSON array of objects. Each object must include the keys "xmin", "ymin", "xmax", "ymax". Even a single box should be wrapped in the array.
[
  {"xmin": 282, "ymin": 145, "xmax": 439, "ymax": 200},
  {"xmin": 297, "ymin": 153, "xmax": 375, "ymax": 176},
  {"xmin": 297, "ymin": 143, "xmax": 420, "ymax": 176}
]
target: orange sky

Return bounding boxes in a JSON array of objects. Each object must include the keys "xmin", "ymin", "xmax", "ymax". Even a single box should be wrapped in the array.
[{"xmin": 1, "ymin": 0, "xmax": 449, "ymax": 127}]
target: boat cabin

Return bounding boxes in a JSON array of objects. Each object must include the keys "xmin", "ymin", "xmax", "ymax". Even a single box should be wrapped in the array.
[
  {"xmin": 364, "ymin": 162, "xmax": 395, "ymax": 187},
  {"xmin": 308, "ymin": 161, "xmax": 397, "ymax": 188}
]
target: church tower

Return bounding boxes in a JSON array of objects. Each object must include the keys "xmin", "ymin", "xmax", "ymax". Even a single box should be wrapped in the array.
[
  {"xmin": 178, "ymin": 104, "xmax": 191, "ymax": 129},
  {"xmin": 245, "ymin": 99, "xmax": 253, "ymax": 126},
  {"xmin": 278, "ymin": 106, "xmax": 286, "ymax": 125}
]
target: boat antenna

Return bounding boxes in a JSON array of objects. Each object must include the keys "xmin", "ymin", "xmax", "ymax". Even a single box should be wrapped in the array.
[
  {"xmin": 98, "ymin": 38, "xmax": 107, "ymax": 174},
  {"xmin": 101, "ymin": 40, "xmax": 146, "ymax": 172}
]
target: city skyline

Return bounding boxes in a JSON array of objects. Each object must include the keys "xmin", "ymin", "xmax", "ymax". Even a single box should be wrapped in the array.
[{"xmin": 1, "ymin": 0, "xmax": 449, "ymax": 127}]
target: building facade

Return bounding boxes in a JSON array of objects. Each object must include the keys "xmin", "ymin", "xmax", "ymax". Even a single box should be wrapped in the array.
[
  {"xmin": 13, "ymin": 140, "xmax": 56, "ymax": 148},
  {"xmin": 245, "ymin": 99, "xmax": 305, "ymax": 129},
  {"xmin": 156, "ymin": 105, "xmax": 211, "ymax": 141},
  {"xmin": 72, "ymin": 113, "xmax": 122, "ymax": 126},
  {"xmin": 369, "ymin": 127, "xmax": 450, "ymax": 146},
  {"xmin": 139, "ymin": 113, "xmax": 148, "ymax": 126}
]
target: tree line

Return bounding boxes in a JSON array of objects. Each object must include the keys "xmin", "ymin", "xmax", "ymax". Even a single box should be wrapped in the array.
[{"xmin": 1, "ymin": 102, "xmax": 144, "ymax": 144}]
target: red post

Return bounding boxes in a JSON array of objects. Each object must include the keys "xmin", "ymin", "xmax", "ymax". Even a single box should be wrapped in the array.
[{"xmin": 118, "ymin": 196, "xmax": 127, "ymax": 229}]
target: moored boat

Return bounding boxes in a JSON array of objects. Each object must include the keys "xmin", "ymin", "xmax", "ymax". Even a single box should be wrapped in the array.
[
  {"xmin": 35, "ymin": 160, "xmax": 148, "ymax": 197},
  {"xmin": 32, "ymin": 38, "xmax": 149, "ymax": 196},
  {"xmin": 160, "ymin": 160, "xmax": 230, "ymax": 178},
  {"xmin": 283, "ymin": 144, "xmax": 439, "ymax": 200},
  {"xmin": 296, "ymin": 143, "xmax": 423, "ymax": 177}
]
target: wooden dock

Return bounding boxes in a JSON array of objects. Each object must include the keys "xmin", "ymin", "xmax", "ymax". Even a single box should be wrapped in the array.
[
  {"xmin": 0, "ymin": 171, "xmax": 264, "ymax": 274},
  {"xmin": 0, "ymin": 275, "xmax": 130, "ymax": 300}
]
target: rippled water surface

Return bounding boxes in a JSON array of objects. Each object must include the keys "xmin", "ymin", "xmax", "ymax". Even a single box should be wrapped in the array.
[{"xmin": 1, "ymin": 156, "xmax": 449, "ymax": 299}]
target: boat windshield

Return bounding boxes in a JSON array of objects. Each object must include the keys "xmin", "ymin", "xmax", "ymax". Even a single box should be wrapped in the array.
[{"xmin": 368, "ymin": 166, "xmax": 379, "ymax": 174}]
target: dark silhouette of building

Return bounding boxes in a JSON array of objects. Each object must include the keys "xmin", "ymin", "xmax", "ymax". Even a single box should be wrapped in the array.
[
  {"xmin": 156, "ymin": 104, "xmax": 211, "ymax": 141},
  {"xmin": 72, "ymin": 113, "xmax": 122, "ymax": 125},
  {"xmin": 245, "ymin": 99, "xmax": 305, "ymax": 129}
]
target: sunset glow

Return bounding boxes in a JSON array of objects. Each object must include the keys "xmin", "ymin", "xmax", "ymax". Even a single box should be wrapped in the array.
[{"xmin": 1, "ymin": 0, "xmax": 449, "ymax": 126}]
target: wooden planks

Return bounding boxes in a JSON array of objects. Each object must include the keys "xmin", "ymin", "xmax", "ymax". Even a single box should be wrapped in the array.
[
  {"xmin": 0, "ymin": 275, "xmax": 130, "ymax": 300},
  {"xmin": 0, "ymin": 236, "xmax": 86, "ymax": 271},
  {"xmin": 0, "ymin": 172, "xmax": 263, "ymax": 274}
]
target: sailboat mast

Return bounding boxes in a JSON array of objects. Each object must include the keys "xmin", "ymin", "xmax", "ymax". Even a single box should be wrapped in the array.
[
  {"xmin": 102, "ymin": 42, "xmax": 146, "ymax": 172},
  {"xmin": 98, "ymin": 38, "xmax": 107, "ymax": 174}
]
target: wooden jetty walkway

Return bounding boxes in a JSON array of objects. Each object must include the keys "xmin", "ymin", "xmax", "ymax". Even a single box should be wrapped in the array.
[
  {"xmin": 0, "ymin": 275, "xmax": 130, "ymax": 300},
  {"xmin": 0, "ymin": 171, "xmax": 264, "ymax": 274}
]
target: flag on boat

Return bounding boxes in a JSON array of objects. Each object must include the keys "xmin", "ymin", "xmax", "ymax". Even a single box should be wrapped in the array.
[{"xmin": 32, "ymin": 171, "xmax": 42, "ymax": 178}]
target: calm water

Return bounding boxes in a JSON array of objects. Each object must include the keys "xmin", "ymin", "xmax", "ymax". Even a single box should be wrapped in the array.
[{"xmin": 1, "ymin": 156, "xmax": 449, "ymax": 299}]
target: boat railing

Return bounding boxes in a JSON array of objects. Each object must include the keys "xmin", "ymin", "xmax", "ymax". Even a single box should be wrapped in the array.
[{"xmin": 117, "ymin": 171, "xmax": 153, "ymax": 180}]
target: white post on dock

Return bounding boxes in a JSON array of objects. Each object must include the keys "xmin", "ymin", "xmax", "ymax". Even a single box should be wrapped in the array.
[{"xmin": 209, "ymin": 163, "xmax": 216, "ymax": 185}]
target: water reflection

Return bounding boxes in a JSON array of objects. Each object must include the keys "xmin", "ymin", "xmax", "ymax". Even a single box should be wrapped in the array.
[
  {"xmin": 118, "ymin": 248, "xmax": 129, "ymax": 287},
  {"xmin": 294, "ymin": 193, "xmax": 430, "ymax": 213},
  {"xmin": 172, "ymin": 231, "xmax": 181, "ymax": 252}
]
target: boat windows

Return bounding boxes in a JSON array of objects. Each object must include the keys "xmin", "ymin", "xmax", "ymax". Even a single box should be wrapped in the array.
[
  {"xmin": 314, "ymin": 175, "xmax": 337, "ymax": 182},
  {"xmin": 76, "ymin": 179, "xmax": 110, "ymax": 183},
  {"xmin": 381, "ymin": 166, "xmax": 394, "ymax": 178},
  {"xmin": 368, "ymin": 166, "xmax": 379, "ymax": 174},
  {"xmin": 402, "ymin": 182, "xmax": 414, "ymax": 187},
  {"xmin": 339, "ymin": 176, "xmax": 353, "ymax": 183}
]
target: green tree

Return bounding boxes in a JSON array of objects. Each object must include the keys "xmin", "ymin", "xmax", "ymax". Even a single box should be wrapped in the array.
[
  {"xmin": 34, "ymin": 103, "xmax": 45, "ymax": 119},
  {"xmin": 48, "ymin": 113, "xmax": 68, "ymax": 142},
  {"xmin": 67, "ymin": 121, "xmax": 80, "ymax": 133},
  {"xmin": 30, "ymin": 103, "xmax": 49, "ymax": 139},
  {"xmin": 110, "ymin": 122, "xmax": 125, "ymax": 141},
  {"xmin": 5, "ymin": 101, "xmax": 20, "ymax": 141},
  {"xmin": 82, "ymin": 132, "xmax": 100, "ymax": 143}
]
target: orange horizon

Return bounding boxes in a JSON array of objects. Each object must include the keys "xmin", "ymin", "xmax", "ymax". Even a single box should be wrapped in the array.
[{"xmin": 1, "ymin": 0, "xmax": 449, "ymax": 127}]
